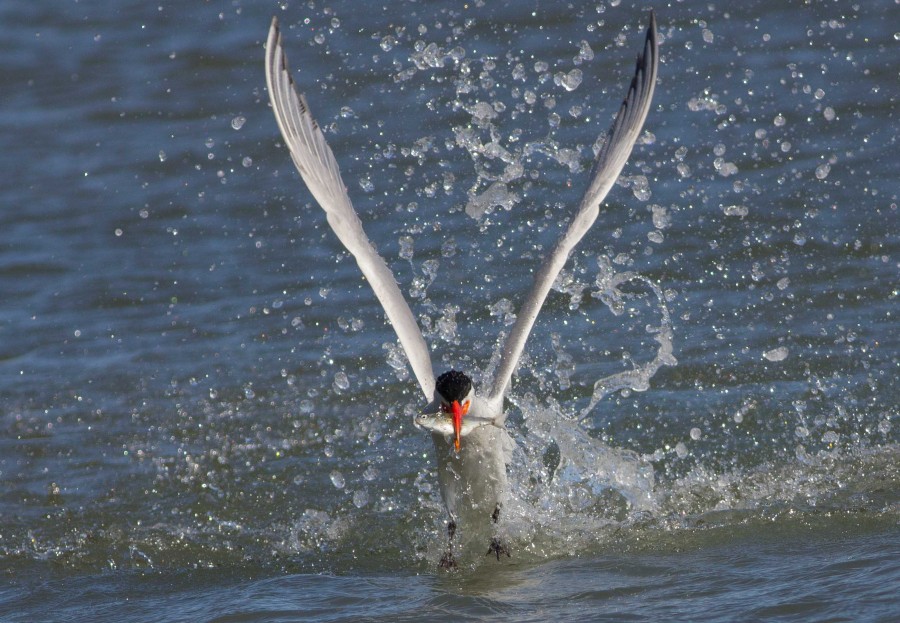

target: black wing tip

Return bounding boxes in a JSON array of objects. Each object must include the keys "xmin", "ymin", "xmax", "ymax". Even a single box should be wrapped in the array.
[
  {"xmin": 268, "ymin": 17, "xmax": 298, "ymax": 87},
  {"xmin": 647, "ymin": 10, "xmax": 658, "ymax": 58},
  {"xmin": 638, "ymin": 10, "xmax": 658, "ymax": 70},
  {"xmin": 619, "ymin": 12, "xmax": 658, "ymax": 109},
  {"xmin": 268, "ymin": 16, "xmax": 281, "ymax": 49},
  {"xmin": 266, "ymin": 16, "xmax": 282, "ymax": 63},
  {"xmin": 265, "ymin": 17, "xmax": 318, "ymax": 132},
  {"xmin": 597, "ymin": 9, "xmax": 659, "ymax": 165}
]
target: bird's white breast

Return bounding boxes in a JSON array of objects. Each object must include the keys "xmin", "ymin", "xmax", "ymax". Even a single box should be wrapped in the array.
[{"xmin": 430, "ymin": 424, "xmax": 514, "ymax": 525}]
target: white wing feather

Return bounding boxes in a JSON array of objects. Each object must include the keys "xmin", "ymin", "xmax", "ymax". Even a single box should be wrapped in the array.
[
  {"xmin": 265, "ymin": 18, "xmax": 436, "ymax": 400},
  {"xmin": 486, "ymin": 12, "xmax": 659, "ymax": 418}
]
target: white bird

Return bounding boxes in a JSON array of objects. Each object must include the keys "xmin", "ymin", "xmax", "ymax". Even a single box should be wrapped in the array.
[{"xmin": 265, "ymin": 11, "xmax": 659, "ymax": 568}]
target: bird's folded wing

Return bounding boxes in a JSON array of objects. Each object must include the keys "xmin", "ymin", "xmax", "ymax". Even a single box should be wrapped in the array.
[
  {"xmin": 265, "ymin": 18, "xmax": 436, "ymax": 400},
  {"xmin": 486, "ymin": 12, "xmax": 659, "ymax": 419}
]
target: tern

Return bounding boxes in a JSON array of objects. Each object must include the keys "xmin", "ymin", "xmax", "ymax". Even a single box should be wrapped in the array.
[{"xmin": 265, "ymin": 11, "xmax": 658, "ymax": 568}]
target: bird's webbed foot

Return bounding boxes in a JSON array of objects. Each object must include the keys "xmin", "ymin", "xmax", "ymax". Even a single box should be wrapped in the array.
[
  {"xmin": 486, "ymin": 537, "xmax": 510, "ymax": 561},
  {"xmin": 439, "ymin": 520, "xmax": 457, "ymax": 570},
  {"xmin": 486, "ymin": 504, "xmax": 510, "ymax": 560},
  {"xmin": 439, "ymin": 551, "xmax": 458, "ymax": 570}
]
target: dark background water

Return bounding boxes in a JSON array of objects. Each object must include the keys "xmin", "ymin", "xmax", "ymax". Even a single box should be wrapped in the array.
[{"xmin": 1, "ymin": 1, "xmax": 897, "ymax": 621}]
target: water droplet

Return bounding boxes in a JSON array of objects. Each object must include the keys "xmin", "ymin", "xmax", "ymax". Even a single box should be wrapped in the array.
[
  {"xmin": 576, "ymin": 40, "xmax": 594, "ymax": 63},
  {"xmin": 231, "ymin": 116, "xmax": 246, "ymax": 130},
  {"xmin": 763, "ymin": 346, "xmax": 789, "ymax": 362},
  {"xmin": 471, "ymin": 101, "xmax": 497, "ymax": 122},
  {"xmin": 329, "ymin": 471, "xmax": 345, "ymax": 489},
  {"xmin": 718, "ymin": 162, "xmax": 738, "ymax": 177},
  {"xmin": 815, "ymin": 163, "xmax": 831, "ymax": 180},
  {"xmin": 352, "ymin": 490, "xmax": 368, "ymax": 508},
  {"xmin": 630, "ymin": 175, "xmax": 651, "ymax": 201},
  {"xmin": 557, "ymin": 68, "xmax": 582, "ymax": 91},
  {"xmin": 333, "ymin": 371, "xmax": 349, "ymax": 392},
  {"xmin": 722, "ymin": 205, "xmax": 748, "ymax": 217},
  {"xmin": 398, "ymin": 236, "xmax": 414, "ymax": 261},
  {"xmin": 651, "ymin": 205, "xmax": 670, "ymax": 229},
  {"xmin": 441, "ymin": 238, "xmax": 457, "ymax": 258},
  {"xmin": 690, "ymin": 427, "xmax": 701, "ymax": 440}
]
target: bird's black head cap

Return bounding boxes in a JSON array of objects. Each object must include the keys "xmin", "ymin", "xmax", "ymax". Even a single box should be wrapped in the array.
[{"xmin": 435, "ymin": 370, "xmax": 472, "ymax": 403}]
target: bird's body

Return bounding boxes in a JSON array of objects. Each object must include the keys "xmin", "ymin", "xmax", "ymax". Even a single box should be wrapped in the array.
[
  {"xmin": 432, "ymin": 424, "xmax": 514, "ymax": 555},
  {"xmin": 264, "ymin": 11, "xmax": 659, "ymax": 568},
  {"xmin": 431, "ymin": 424, "xmax": 513, "ymax": 523}
]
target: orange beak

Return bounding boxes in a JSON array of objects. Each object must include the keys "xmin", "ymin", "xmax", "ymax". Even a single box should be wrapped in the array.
[{"xmin": 451, "ymin": 400, "xmax": 468, "ymax": 452}]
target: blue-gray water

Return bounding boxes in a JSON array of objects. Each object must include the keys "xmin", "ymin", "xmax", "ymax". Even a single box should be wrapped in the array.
[{"xmin": 1, "ymin": 1, "xmax": 897, "ymax": 621}]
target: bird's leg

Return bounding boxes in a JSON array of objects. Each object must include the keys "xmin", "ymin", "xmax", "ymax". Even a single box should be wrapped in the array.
[
  {"xmin": 486, "ymin": 504, "xmax": 510, "ymax": 561},
  {"xmin": 438, "ymin": 520, "xmax": 457, "ymax": 569}
]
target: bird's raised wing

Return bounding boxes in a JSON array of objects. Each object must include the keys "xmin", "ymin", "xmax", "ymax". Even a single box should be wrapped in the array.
[
  {"xmin": 486, "ymin": 12, "xmax": 659, "ymax": 418},
  {"xmin": 265, "ymin": 17, "xmax": 436, "ymax": 400}
]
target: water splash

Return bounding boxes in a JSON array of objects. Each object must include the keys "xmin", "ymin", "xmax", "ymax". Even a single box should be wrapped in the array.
[
  {"xmin": 580, "ymin": 258, "xmax": 677, "ymax": 417},
  {"xmin": 511, "ymin": 399, "xmax": 659, "ymax": 518}
]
